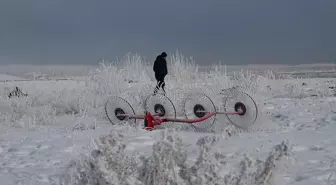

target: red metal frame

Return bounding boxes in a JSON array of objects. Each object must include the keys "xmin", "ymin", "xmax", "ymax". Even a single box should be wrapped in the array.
[{"xmin": 120, "ymin": 110, "xmax": 242, "ymax": 131}]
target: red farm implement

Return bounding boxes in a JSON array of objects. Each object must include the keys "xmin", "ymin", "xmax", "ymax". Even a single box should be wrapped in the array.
[{"xmin": 105, "ymin": 88, "xmax": 258, "ymax": 131}]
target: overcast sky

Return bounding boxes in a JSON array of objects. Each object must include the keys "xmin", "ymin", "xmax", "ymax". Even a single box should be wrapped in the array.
[{"xmin": 0, "ymin": 0, "xmax": 335, "ymax": 65}]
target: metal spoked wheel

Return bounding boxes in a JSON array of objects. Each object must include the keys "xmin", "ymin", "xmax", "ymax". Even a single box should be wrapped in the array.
[
  {"xmin": 144, "ymin": 93, "xmax": 176, "ymax": 119},
  {"xmin": 181, "ymin": 92, "xmax": 217, "ymax": 130},
  {"xmin": 105, "ymin": 96, "xmax": 136, "ymax": 126},
  {"xmin": 222, "ymin": 89, "xmax": 258, "ymax": 129}
]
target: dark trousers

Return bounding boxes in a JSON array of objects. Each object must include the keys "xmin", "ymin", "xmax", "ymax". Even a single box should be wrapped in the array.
[{"xmin": 154, "ymin": 73, "xmax": 166, "ymax": 94}]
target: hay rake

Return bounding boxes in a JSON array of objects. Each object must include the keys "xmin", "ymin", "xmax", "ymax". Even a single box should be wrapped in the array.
[{"xmin": 105, "ymin": 88, "xmax": 258, "ymax": 131}]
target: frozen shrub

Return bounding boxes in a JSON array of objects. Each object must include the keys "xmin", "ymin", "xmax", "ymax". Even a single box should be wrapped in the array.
[
  {"xmin": 8, "ymin": 97, "xmax": 31, "ymax": 122},
  {"xmin": 284, "ymin": 84, "xmax": 306, "ymax": 99},
  {"xmin": 72, "ymin": 116, "xmax": 97, "ymax": 131},
  {"xmin": 84, "ymin": 62, "xmax": 126, "ymax": 96},
  {"xmin": 137, "ymin": 130, "xmax": 188, "ymax": 185},
  {"xmin": 60, "ymin": 130, "xmax": 291, "ymax": 185},
  {"xmin": 231, "ymin": 69, "xmax": 260, "ymax": 95},
  {"xmin": 118, "ymin": 52, "xmax": 151, "ymax": 83},
  {"xmin": 178, "ymin": 135, "xmax": 226, "ymax": 185},
  {"xmin": 221, "ymin": 140, "xmax": 291, "ymax": 185},
  {"xmin": 49, "ymin": 89, "xmax": 81, "ymax": 116},
  {"xmin": 59, "ymin": 131, "xmax": 141, "ymax": 185},
  {"xmin": 8, "ymin": 86, "xmax": 28, "ymax": 98},
  {"xmin": 79, "ymin": 61, "xmax": 131, "ymax": 118},
  {"xmin": 58, "ymin": 154, "xmax": 110, "ymax": 185},
  {"xmin": 93, "ymin": 132, "xmax": 139, "ymax": 183},
  {"xmin": 263, "ymin": 69, "xmax": 293, "ymax": 80},
  {"xmin": 27, "ymin": 105, "xmax": 57, "ymax": 125},
  {"xmin": 168, "ymin": 50, "xmax": 200, "ymax": 83}
]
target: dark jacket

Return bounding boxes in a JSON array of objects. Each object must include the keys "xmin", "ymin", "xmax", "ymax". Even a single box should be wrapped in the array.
[{"xmin": 153, "ymin": 55, "xmax": 167, "ymax": 75}]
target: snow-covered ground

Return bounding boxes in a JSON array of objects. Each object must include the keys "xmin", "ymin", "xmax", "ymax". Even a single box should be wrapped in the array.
[{"xmin": 0, "ymin": 57, "xmax": 335, "ymax": 185}]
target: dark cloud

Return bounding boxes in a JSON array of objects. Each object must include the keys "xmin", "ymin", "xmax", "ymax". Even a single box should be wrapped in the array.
[{"xmin": 0, "ymin": 0, "xmax": 335, "ymax": 64}]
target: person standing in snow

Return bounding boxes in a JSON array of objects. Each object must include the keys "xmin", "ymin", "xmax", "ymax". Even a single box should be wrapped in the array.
[{"xmin": 153, "ymin": 52, "xmax": 168, "ymax": 95}]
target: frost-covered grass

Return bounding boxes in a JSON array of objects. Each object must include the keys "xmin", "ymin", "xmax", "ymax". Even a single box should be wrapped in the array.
[
  {"xmin": 0, "ymin": 52, "xmax": 335, "ymax": 185},
  {"xmin": 59, "ymin": 130, "xmax": 290, "ymax": 185}
]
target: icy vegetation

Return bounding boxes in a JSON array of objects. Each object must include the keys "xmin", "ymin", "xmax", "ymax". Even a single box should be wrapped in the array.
[
  {"xmin": 59, "ymin": 130, "xmax": 290, "ymax": 185},
  {"xmin": 0, "ymin": 52, "xmax": 335, "ymax": 185}
]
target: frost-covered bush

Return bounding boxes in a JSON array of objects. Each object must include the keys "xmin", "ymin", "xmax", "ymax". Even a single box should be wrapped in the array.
[
  {"xmin": 118, "ymin": 53, "xmax": 152, "ymax": 83},
  {"xmin": 230, "ymin": 69, "xmax": 260, "ymax": 95},
  {"xmin": 168, "ymin": 50, "xmax": 200, "ymax": 83},
  {"xmin": 59, "ymin": 131, "xmax": 141, "ymax": 185},
  {"xmin": 84, "ymin": 61, "xmax": 127, "ymax": 96},
  {"xmin": 60, "ymin": 130, "xmax": 291, "ymax": 185},
  {"xmin": 0, "ymin": 87, "xmax": 81, "ymax": 125},
  {"xmin": 0, "ymin": 85, "xmax": 84, "ymax": 127}
]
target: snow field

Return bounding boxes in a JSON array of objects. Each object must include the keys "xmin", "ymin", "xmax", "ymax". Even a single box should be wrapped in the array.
[{"xmin": 0, "ymin": 52, "xmax": 335, "ymax": 184}]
